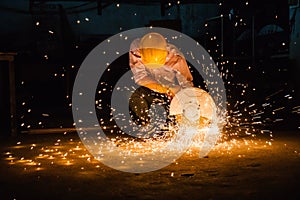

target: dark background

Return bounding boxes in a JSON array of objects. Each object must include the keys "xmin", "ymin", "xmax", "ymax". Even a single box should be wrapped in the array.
[{"xmin": 0, "ymin": 0, "xmax": 299, "ymax": 135}]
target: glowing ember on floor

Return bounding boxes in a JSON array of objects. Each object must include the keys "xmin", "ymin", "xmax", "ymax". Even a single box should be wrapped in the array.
[{"xmin": 2, "ymin": 124, "xmax": 283, "ymax": 174}]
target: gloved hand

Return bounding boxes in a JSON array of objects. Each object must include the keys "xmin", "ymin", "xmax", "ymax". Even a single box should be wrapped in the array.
[{"xmin": 166, "ymin": 85, "xmax": 181, "ymax": 100}]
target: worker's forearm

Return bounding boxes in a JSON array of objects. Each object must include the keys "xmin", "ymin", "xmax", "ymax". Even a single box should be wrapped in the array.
[{"xmin": 143, "ymin": 83, "xmax": 169, "ymax": 94}]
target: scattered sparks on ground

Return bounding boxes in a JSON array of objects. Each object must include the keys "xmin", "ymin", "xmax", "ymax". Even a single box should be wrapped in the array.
[{"xmin": 12, "ymin": 29, "xmax": 299, "ymax": 173}]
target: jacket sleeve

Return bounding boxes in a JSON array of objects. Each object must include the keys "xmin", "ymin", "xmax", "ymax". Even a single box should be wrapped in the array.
[
  {"xmin": 175, "ymin": 57, "xmax": 194, "ymax": 88},
  {"xmin": 165, "ymin": 44, "xmax": 193, "ymax": 88}
]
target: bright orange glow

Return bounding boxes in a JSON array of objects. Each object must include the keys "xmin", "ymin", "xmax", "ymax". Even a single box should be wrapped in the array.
[
  {"xmin": 140, "ymin": 48, "xmax": 168, "ymax": 67},
  {"xmin": 139, "ymin": 32, "xmax": 168, "ymax": 68}
]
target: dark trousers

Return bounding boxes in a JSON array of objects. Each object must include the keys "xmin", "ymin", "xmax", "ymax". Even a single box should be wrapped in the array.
[{"xmin": 129, "ymin": 86, "xmax": 170, "ymax": 125}]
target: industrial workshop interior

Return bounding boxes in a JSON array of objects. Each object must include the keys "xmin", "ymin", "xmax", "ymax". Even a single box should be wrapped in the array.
[{"xmin": 0, "ymin": 0, "xmax": 300, "ymax": 199}]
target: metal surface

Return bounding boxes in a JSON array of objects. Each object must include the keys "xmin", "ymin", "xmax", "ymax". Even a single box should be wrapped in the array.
[{"xmin": 169, "ymin": 87, "xmax": 216, "ymax": 122}]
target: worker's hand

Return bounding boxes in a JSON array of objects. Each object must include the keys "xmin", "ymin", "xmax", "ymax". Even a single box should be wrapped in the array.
[
  {"xmin": 169, "ymin": 86, "xmax": 181, "ymax": 95},
  {"xmin": 167, "ymin": 86, "xmax": 181, "ymax": 100}
]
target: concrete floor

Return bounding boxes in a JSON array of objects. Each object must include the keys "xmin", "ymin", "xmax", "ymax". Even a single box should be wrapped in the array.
[{"xmin": 0, "ymin": 130, "xmax": 300, "ymax": 200}]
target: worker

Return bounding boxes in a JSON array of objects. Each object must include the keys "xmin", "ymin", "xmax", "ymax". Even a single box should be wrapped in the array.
[{"xmin": 129, "ymin": 32, "xmax": 194, "ymax": 127}]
